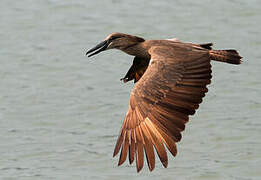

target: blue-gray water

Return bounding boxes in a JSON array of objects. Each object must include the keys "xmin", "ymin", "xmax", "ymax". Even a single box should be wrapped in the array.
[{"xmin": 0, "ymin": 0, "xmax": 260, "ymax": 179}]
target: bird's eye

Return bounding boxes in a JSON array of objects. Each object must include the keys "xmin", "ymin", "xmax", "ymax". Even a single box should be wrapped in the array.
[{"xmin": 109, "ymin": 36, "xmax": 119, "ymax": 41}]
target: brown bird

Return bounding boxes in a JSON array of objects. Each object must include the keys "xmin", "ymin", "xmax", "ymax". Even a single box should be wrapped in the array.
[{"xmin": 86, "ymin": 32, "xmax": 242, "ymax": 172}]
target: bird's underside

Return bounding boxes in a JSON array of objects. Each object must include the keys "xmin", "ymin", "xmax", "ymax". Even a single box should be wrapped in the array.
[{"xmin": 86, "ymin": 32, "xmax": 242, "ymax": 172}]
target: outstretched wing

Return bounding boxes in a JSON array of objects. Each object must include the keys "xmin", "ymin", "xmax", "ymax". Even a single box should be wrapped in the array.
[{"xmin": 113, "ymin": 45, "xmax": 212, "ymax": 172}]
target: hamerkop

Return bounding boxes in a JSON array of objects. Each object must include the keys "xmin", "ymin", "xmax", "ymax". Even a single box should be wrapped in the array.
[{"xmin": 86, "ymin": 32, "xmax": 242, "ymax": 172}]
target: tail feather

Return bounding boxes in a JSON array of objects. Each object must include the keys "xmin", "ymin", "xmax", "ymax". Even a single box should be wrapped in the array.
[{"xmin": 210, "ymin": 50, "xmax": 242, "ymax": 65}]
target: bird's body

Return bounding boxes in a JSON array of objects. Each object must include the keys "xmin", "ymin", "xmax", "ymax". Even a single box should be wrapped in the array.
[{"xmin": 86, "ymin": 32, "xmax": 242, "ymax": 172}]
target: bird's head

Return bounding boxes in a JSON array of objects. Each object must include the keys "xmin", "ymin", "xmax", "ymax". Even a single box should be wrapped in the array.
[{"xmin": 86, "ymin": 32, "xmax": 145, "ymax": 57}]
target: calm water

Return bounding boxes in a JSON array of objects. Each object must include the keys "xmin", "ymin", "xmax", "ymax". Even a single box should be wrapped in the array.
[{"xmin": 0, "ymin": 0, "xmax": 260, "ymax": 179}]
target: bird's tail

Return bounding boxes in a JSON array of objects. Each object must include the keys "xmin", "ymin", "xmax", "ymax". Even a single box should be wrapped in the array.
[{"xmin": 209, "ymin": 50, "xmax": 242, "ymax": 65}]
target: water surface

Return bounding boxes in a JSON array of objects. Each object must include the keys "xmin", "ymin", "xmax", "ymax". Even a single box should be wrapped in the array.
[{"xmin": 0, "ymin": 0, "xmax": 260, "ymax": 179}]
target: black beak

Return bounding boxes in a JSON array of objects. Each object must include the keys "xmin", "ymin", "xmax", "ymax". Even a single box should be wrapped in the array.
[{"xmin": 86, "ymin": 40, "xmax": 109, "ymax": 57}]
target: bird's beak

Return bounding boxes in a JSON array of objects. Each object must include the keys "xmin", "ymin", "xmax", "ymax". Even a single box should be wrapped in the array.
[{"xmin": 86, "ymin": 40, "xmax": 109, "ymax": 57}]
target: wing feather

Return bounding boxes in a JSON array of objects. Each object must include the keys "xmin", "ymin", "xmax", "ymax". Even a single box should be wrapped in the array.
[
  {"xmin": 135, "ymin": 127, "xmax": 144, "ymax": 172},
  {"xmin": 140, "ymin": 122, "xmax": 155, "ymax": 171},
  {"xmin": 113, "ymin": 45, "xmax": 212, "ymax": 172},
  {"xmin": 129, "ymin": 131, "xmax": 135, "ymax": 164},
  {"xmin": 145, "ymin": 118, "xmax": 168, "ymax": 168},
  {"xmin": 118, "ymin": 131, "xmax": 129, "ymax": 166}
]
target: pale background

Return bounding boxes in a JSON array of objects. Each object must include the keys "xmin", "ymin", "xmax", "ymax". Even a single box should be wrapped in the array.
[{"xmin": 0, "ymin": 0, "xmax": 260, "ymax": 179}]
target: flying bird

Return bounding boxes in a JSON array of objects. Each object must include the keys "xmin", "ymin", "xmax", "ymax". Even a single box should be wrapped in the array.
[{"xmin": 86, "ymin": 32, "xmax": 242, "ymax": 172}]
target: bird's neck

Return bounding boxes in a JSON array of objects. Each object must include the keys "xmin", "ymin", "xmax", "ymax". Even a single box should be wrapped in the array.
[{"xmin": 121, "ymin": 41, "xmax": 151, "ymax": 59}]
